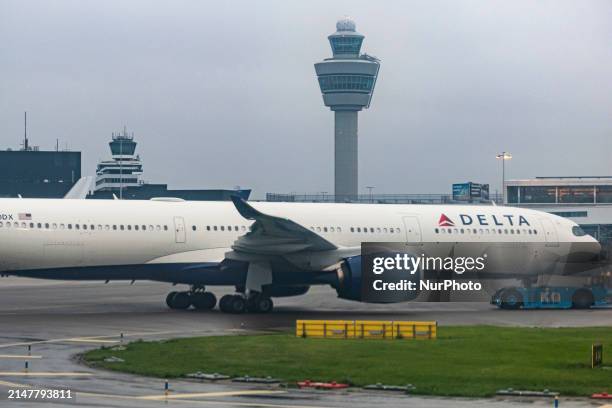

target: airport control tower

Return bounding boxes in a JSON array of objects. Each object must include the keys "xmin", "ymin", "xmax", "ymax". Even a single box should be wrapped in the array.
[{"xmin": 315, "ymin": 17, "xmax": 380, "ymax": 201}]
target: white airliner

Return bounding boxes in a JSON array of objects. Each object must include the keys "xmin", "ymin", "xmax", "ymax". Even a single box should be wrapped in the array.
[{"xmin": 0, "ymin": 196, "xmax": 601, "ymax": 313}]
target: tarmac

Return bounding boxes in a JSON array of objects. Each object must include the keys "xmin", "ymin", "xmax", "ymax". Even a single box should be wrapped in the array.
[{"xmin": 0, "ymin": 277, "xmax": 610, "ymax": 408}]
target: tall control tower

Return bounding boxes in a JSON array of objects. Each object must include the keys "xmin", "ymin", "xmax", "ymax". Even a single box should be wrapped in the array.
[{"xmin": 315, "ymin": 17, "xmax": 380, "ymax": 201}]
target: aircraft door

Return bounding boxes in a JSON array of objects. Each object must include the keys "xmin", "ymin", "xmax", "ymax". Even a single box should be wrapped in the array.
[
  {"xmin": 539, "ymin": 218, "xmax": 559, "ymax": 247},
  {"xmin": 402, "ymin": 216, "xmax": 422, "ymax": 245},
  {"xmin": 174, "ymin": 216, "xmax": 186, "ymax": 243}
]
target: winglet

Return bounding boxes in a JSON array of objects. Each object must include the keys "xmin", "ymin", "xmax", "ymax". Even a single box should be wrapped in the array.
[{"xmin": 231, "ymin": 195, "xmax": 262, "ymax": 220}]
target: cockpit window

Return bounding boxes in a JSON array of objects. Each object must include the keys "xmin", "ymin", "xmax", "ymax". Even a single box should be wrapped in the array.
[{"xmin": 572, "ymin": 226, "xmax": 586, "ymax": 237}]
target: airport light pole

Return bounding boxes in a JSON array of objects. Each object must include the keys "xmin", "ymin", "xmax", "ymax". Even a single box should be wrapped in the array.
[{"xmin": 496, "ymin": 152, "xmax": 512, "ymax": 204}]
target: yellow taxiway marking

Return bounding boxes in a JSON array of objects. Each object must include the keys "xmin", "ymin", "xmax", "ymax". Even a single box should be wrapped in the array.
[
  {"xmin": 63, "ymin": 338, "xmax": 119, "ymax": 344},
  {"xmin": 138, "ymin": 390, "xmax": 286, "ymax": 400},
  {"xmin": 0, "ymin": 354, "xmax": 42, "ymax": 359},
  {"xmin": 0, "ymin": 372, "xmax": 93, "ymax": 377},
  {"xmin": 0, "ymin": 330, "xmax": 185, "ymax": 349},
  {"xmin": 0, "ymin": 379, "xmax": 30, "ymax": 388}
]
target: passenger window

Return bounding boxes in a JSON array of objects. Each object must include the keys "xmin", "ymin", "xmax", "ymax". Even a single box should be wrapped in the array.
[
  {"xmin": 156, "ymin": 225, "xmax": 161, "ymax": 231},
  {"xmin": 323, "ymin": 227, "xmax": 328, "ymax": 232},
  {"xmin": 37, "ymin": 223, "xmax": 42, "ymax": 228},
  {"xmin": 135, "ymin": 225, "xmax": 139, "ymax": 231},
  {"xmin": 112, "ymin": 225, "xmax": 117, "ymax": 230},
  {"xmin": 357, "ymin": 227, "xmax": 361, "ymax": 232},
  {"xmin": 164, "ymin": 225, "xmax": 168, "ymax": 231},
  {"xmin": 45, "ymin": 223, "xmax": 50, "ymax": 229},
  {"xmin": 206, "ymin": 226, "xmax": 211, "ymax": 231},
  {"xmin": 120, "ymin": 225, "xmax": 124, "ymax": 230},
  {"xmin": 29, "ymin": 222, "xmax": 34, "ymax": 228},
  {"xmin": 370, "ymin": 227, "xmax": 374, "ymax": 233},
  {"xmin": 75, "ymin": 224, "xmax": 80, "ymax": 230},
  {"xmin": 192, "ymin": 226, "xmax": 196, "ymax": 231},
  {"xmin": 213, "ymin": 226, "xmax": 218, "ymax": 231},
  {"xmin": 241, "ymin": 226, "xmax": 246, "ymax": 231},
  {"xmin": 220, "ymin": 226, "xmax": 225, "ymax": 231},
  {"xmin": 337, "ymin": 227, "xmax": 342, "ymax": 232},
  {"xmin": 435, "ymin": 228, "xmax": 439, "ymax": 233},
  {"xmin": 350, "ymin": 227, "xmax": 354, "ymax": 232}
]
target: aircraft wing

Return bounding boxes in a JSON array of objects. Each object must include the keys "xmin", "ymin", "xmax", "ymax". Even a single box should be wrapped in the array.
[
  {"xmin": 230, "ymin": 196, "xmax": 337, "ymax": 256},
  {"xmin": 64, "ymin": 176, "xmax": 93, "ymax": 199}
]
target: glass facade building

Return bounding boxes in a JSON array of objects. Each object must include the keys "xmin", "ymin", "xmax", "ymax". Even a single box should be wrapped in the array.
[{"xmin": 506, "ymin": 177, "xmax": 612, "ymax": 244}]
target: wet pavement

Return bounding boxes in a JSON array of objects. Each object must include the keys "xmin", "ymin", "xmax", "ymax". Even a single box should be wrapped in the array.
[{"xmin": 0, "ymin": 278, "xmax": 609, "ymax": 407}]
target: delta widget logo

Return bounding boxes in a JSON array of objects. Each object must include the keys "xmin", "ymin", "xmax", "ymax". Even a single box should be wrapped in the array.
[{"xmin": 438, "ymin": 214, "xmax": 455, "ymax": 227}]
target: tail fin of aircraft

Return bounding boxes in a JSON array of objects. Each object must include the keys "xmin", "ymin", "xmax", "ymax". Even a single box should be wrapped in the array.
[{"xmin": 64, "ymin": 176, "xmax": 93, "ymax": 199}]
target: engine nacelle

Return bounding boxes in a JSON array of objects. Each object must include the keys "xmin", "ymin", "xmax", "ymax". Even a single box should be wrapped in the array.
[
  {"xmin": 335, "ymin": 252, "xmax": 422, "ymax": 303},
  {"xmin": 335, "ymin": 256, "xmax": 363, "ymax": 301}
]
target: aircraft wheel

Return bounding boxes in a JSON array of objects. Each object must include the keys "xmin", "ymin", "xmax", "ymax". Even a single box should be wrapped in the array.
[
  {"xmin": 170, "ymin": 292, "xmax": 191, "ymax": 310},
  {"xmin": 192, "ymin": 292, "xmax": 217, "ymax": 310},
  {"xmin": 219, "ymin": 294, "xmax": 234, "ymax": 313},
  {"xmin": 247, "ymin": 294, "xmax": 273, "ymax": 313},
  {"xmin": 572, "ymin": 289, "xmax": 594, "ymax": 309},
  {"xmin": 165, "ymin": 291, "xmax": 178, "ymax": 309},
  {"xmin": 228, "ymin": 295, "xmax": 247, "ymax": 314},
  {"xmin": 500, "ymin": 288, "xmax": 522, "ymax": 310}
]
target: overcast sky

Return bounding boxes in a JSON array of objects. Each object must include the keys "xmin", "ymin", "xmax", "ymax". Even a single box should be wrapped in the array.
[{"xmin": 1, "ymin": 0, "xmax": 611, "ymax": 198}]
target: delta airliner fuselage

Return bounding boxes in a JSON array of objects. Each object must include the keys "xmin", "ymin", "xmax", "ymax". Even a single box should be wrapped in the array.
[{"xmin": 0, "ymin": 198, "xmax": 601, "ymax": 313}]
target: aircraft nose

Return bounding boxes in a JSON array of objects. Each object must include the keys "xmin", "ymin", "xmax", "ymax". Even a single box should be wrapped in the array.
[{"xmin": 566, "ymin": 239, "xmax": 602, "ymax": 263}]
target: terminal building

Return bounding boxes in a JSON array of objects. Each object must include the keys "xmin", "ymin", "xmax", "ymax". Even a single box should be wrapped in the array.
[
  {"xmin": 505, "ymin": 177, "xmax": 612, "ymax": 244},
  {"xmin": 0, "ymin": 149, "xmax": 81, "ymax": 198}
]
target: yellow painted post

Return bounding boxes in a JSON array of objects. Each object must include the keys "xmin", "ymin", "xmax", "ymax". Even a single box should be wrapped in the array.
[
  {"xmin": 302, "ymin": 322, "xmax": 306, "ymax": 338},
  {"xmin": 412, "ymin": 324, "xmax": 416, "ymax": 339},
  {"xmin": 323, "ymin": 322, "xmax": 327, "ymax": 338}
]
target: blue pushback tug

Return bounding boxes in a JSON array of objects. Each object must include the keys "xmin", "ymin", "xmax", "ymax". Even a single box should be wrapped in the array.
[{"xmin": 491, "ymin": 286, "xmax": 609, "ymax": 309}]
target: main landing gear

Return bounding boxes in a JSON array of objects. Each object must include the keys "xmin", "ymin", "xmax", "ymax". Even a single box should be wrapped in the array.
[
  {"xmin": 218, "ymin": 293, "xmax": 274, "ymax": 314},
  {"xmin": 165, "ymin": 285, "xmax": 217, "ymax": 311},
  {"xmin": 165, "ymin": 287, "xmax": 273, "ymax": 314}
]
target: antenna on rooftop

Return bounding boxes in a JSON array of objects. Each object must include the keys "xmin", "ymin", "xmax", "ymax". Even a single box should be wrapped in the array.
[{"xmin": 23, "ymin": 111, "xmax": 29, "ymax": 151}]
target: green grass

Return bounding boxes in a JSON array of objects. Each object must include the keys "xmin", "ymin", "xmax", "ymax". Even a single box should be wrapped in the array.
[{"xmin": 83, "ymin": 326, "xmax": 612, "ymax": 397}]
